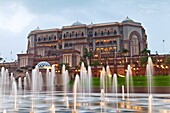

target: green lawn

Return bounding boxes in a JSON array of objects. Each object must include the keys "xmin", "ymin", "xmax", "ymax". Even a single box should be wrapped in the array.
[{"xmin": 69, "ymin": 75, "xmax": 170, "ymax": 87}]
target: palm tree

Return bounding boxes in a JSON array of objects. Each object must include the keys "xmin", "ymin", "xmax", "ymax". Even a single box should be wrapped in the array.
[
  {"xmin": 83, "ymin": 48, "xmax": 93, "ymax": 66},
  {"xmin": 122, "ymin": 48, "xmax": 129, "ymax": 56},
  {"xmin": 58, "ymin": 63, "xmax": 70, "ymax": 74},
  {"xmin": 164, "ymin": 56, "xmax": 170, "ymax": 65},
  {"xmin": 139, "ymin": 56, "xmax": 156, "ymax": 66},
  {"xmin": 122, "ymin": 48, "xmax": 129, "ymax": 74},
  {"xmin": 0, "ymin": 57, "xmax": 3, "ymax": 62},
  {"xmin": 91, "ymin": 60, "xmax": 102, "ymax": 77},
  {"xmin": 140, "ymin": 48, "xmax": 151, "ymax": 56},
  {"xmin": 164, "ymin": 56, "xmax": 170, "ymax": 74},
  {"xmin": 139, "ymin": 48, "xmax": 153, "ymax": 66},
  {"xmin": 122, "ymin": 48, "xmax": 129, "ymax": 62}
]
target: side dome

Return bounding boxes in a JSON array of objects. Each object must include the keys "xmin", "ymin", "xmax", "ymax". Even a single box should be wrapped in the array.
[
  {"xmin": 122, "ymin": 16, "xmax": 134, "ymax": 23},
  {"xmin": 36, "ymin": 61, "xmax": 51, "ymax": 69},
  {"xmin": 72, "ymin": 21, "xmax": 83, "ymax": 26}
]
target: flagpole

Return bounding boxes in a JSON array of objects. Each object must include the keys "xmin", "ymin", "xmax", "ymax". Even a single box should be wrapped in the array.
[{"xmin": 163, "ymin": 40, "xmax": 165, "ymax": 53}]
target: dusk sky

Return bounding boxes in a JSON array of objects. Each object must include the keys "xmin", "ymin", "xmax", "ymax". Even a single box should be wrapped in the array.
[{"xmin": 0, "ymin": 0, "xmax": 170, "ymax": 61}]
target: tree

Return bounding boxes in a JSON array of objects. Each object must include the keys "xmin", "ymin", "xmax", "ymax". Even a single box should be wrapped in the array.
[
  {"xmin": 122, "ymin": 48, "xmax": 129, "ymax": 56},
  {"xmin": 91, "ymin": 60, "xmax": 102, "ymax": 67},
  {"xmin": 79, "ymin": 60, "xmax": 88, "ymax": 69},
  {"xmin": 91, "ymin": 60, "xmax": 102, "ymax": 77},
  {"xmin": 58, "ymin": 63, "xmax": 70, "ymax": 73},
  {"xmin": 83, "ymin": 48, "xmax": 93, "ymax": 65},
  {"xmin": 0, "ymin": 57, "xmax": 3, "ymax": 62},
  {"xmin": 164, "ymin": 56, "xmax": 170, "ymax": 66},
  {"xmin": 140, "ymin": 48, "xmax": 151, "ymax": 56},
  {"xmin": 139, "ymin": 56, "xmax": 156, "ymax": 66}
]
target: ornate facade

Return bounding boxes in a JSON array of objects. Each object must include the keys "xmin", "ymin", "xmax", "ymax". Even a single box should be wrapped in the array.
[{"xmin": 17, "ymin": 17, "xmax": 147, "ymax": 74}]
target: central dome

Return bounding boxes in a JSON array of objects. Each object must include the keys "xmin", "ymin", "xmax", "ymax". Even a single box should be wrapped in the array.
[
  {"xmin": 72, "ymin": 21, "xmax": 83, "ymax": 26},
  {"xmin": 36, "ymin": 61, "xmax": 51, "ymax": 69}
]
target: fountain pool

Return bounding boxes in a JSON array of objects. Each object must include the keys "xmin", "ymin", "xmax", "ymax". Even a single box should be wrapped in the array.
[
  {"xmin": 1, "ymin": 92, "xmax": 170, "ymax": 113},
  {"xmin": 0, "ymin": 57, "xmax": 170, "ymax": 113}
]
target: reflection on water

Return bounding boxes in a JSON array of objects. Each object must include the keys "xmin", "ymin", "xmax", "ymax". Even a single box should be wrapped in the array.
[{"xmin": 1, "ymin": 92, "xmax": 170, "ymax": 112}]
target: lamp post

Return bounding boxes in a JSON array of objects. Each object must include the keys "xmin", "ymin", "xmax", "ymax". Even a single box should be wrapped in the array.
[{"xmin": 163, "ymin": 40, "xmax": 165, "ymax": 53}]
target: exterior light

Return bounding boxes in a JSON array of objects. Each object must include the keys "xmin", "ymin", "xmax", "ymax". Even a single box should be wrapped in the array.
[{"xmin": 108, "ymin": 74, "xmax": 112, "ymax": 78}]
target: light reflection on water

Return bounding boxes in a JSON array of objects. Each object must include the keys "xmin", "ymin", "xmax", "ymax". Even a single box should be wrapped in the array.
[{"xmin": 1, "ymin": 92, "xmax": 170, "ymax": 113}]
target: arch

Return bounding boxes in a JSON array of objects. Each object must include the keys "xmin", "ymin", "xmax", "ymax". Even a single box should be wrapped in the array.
[
  {"xmin": 63, "ymin": 34, "xmax": 66, "ymax": 38},
  {"xmin": 129, "ymin": 31, "xmax": 141, "ymax": 41},
  {"xmin": 129, "ymin": 31, "xmax": 141, "ymax": 55},
  {"xmin": 114, "ymin": 30, "xmax": 117, "ymax": 35},
  {"xmin": 82, "ymin": 32, "xmax": 84, "ymax": 36},
  {"xmin": 94, "ymin": 31, "xmax": 97, "ymax": 36},
  {"xmin": 113, "ymin": 40, "xmax": 117, "ymax": 45},
  {"xmin": 107, "ymin": 31, "xmax": 110, "ymax": 35},
  {"xmin": 88, "ymin": 31, "xmax": 93, "ymax": 37}
]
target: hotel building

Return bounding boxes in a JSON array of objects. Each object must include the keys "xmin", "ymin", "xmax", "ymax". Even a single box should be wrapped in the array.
[{"xmin": 17, "ymin": 17, "xmax": 148, "ymax": 76}]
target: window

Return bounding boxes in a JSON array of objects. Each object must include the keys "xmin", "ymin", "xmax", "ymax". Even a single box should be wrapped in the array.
[
  {"xmin": 66, "ymin": 32, "xmax": 69, "ymax": 37},
  {"xmin": 72, "ymin": 31, "xmax": 75, "ymax": 36},
  {"xmin": 49, "ymin": 36, "xmax": 51, "ymax": 40},
  {"xmin": 63, "ymin": 54, "xmax": 72, "ymax": 67},
  {"xmin": 69, "ymin": 43, "xmax": 72, "ymax": 47},
  {"xmin": 82, "ymin": 32, "xmax": 84, "ymax": 36},
  {"xmin": 63, "ymin": 34, "xmax": 66, "ymax": 38},
  {"xmin": 94, "ymin": 32, "xmax": 97, "ymax": 36},
  {"xmin": 89, "ymin": 31, "xmax": 93, "ymax": 37},
  {"xmin": 113, "ymin": 40, "xmax": 117, "ymax": 45},
  {"xmin": 96, "ymin": 42, "xmax": 99, "ymax": 46},
  {"xmin": 90, "ymin": 42, "xmax": 93, "ymax": 46},
  {"xmin": 132, "ymin": 35, "xmax": 139, "ymax": 55},
  {"xmin": 64, "ymin": 43, "xmax": 69, "ymax": 47},
  {"xmin": 107, "ymin": 31, "xmax": 110, "ymax": 35},
  {"xmin": 101, "ymin": 41, "xmax": 104, "ymax": 45},
  {"xmin": 38, "ymin": 37, "xmax": 41, "ymax": 41},
  {"xmin": 76, "ymin": 33, "xmax": 78, "ymax": 37},
  {"xmin": 101, "ymin": 31, "xmax": 104, "ymax": 36},
  {"xmin": 59, "ymin": 45, "xmax": 62, "ymax": 49},
  {"xmin": 70, "ymin": 33, "xmax": 72, "ymax": 38},
  {"xmin": 114, "ymin": 30, "xmax": 117, "ymax": 35},
  {"xmin": 109, "ymin": 40, "xmax": 112, "ymax": 44},
  {"xmin": 54, "ymin": 36, "xmax": 56, "ymax": 40}
]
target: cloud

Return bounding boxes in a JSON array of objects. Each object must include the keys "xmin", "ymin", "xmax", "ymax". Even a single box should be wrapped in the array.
[{"xmin": 0, "ymin": 2, "xmax": 36, "ymax": 33}]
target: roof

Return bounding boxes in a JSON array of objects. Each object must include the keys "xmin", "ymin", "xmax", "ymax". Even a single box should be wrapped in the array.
[{"xmin": 36, "ymin": 61, "xmax": 51, "ymax": 69}]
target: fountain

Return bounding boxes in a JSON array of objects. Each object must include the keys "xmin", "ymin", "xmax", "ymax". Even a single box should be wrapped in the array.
[{"xmin": 0, "ymin": 57, "xmax": 169, "ymax": 113}]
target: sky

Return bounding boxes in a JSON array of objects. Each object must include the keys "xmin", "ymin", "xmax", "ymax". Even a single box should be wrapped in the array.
[{"xmin": 0, "ymin": 0, "xmax": 170, "ymax": 62}]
